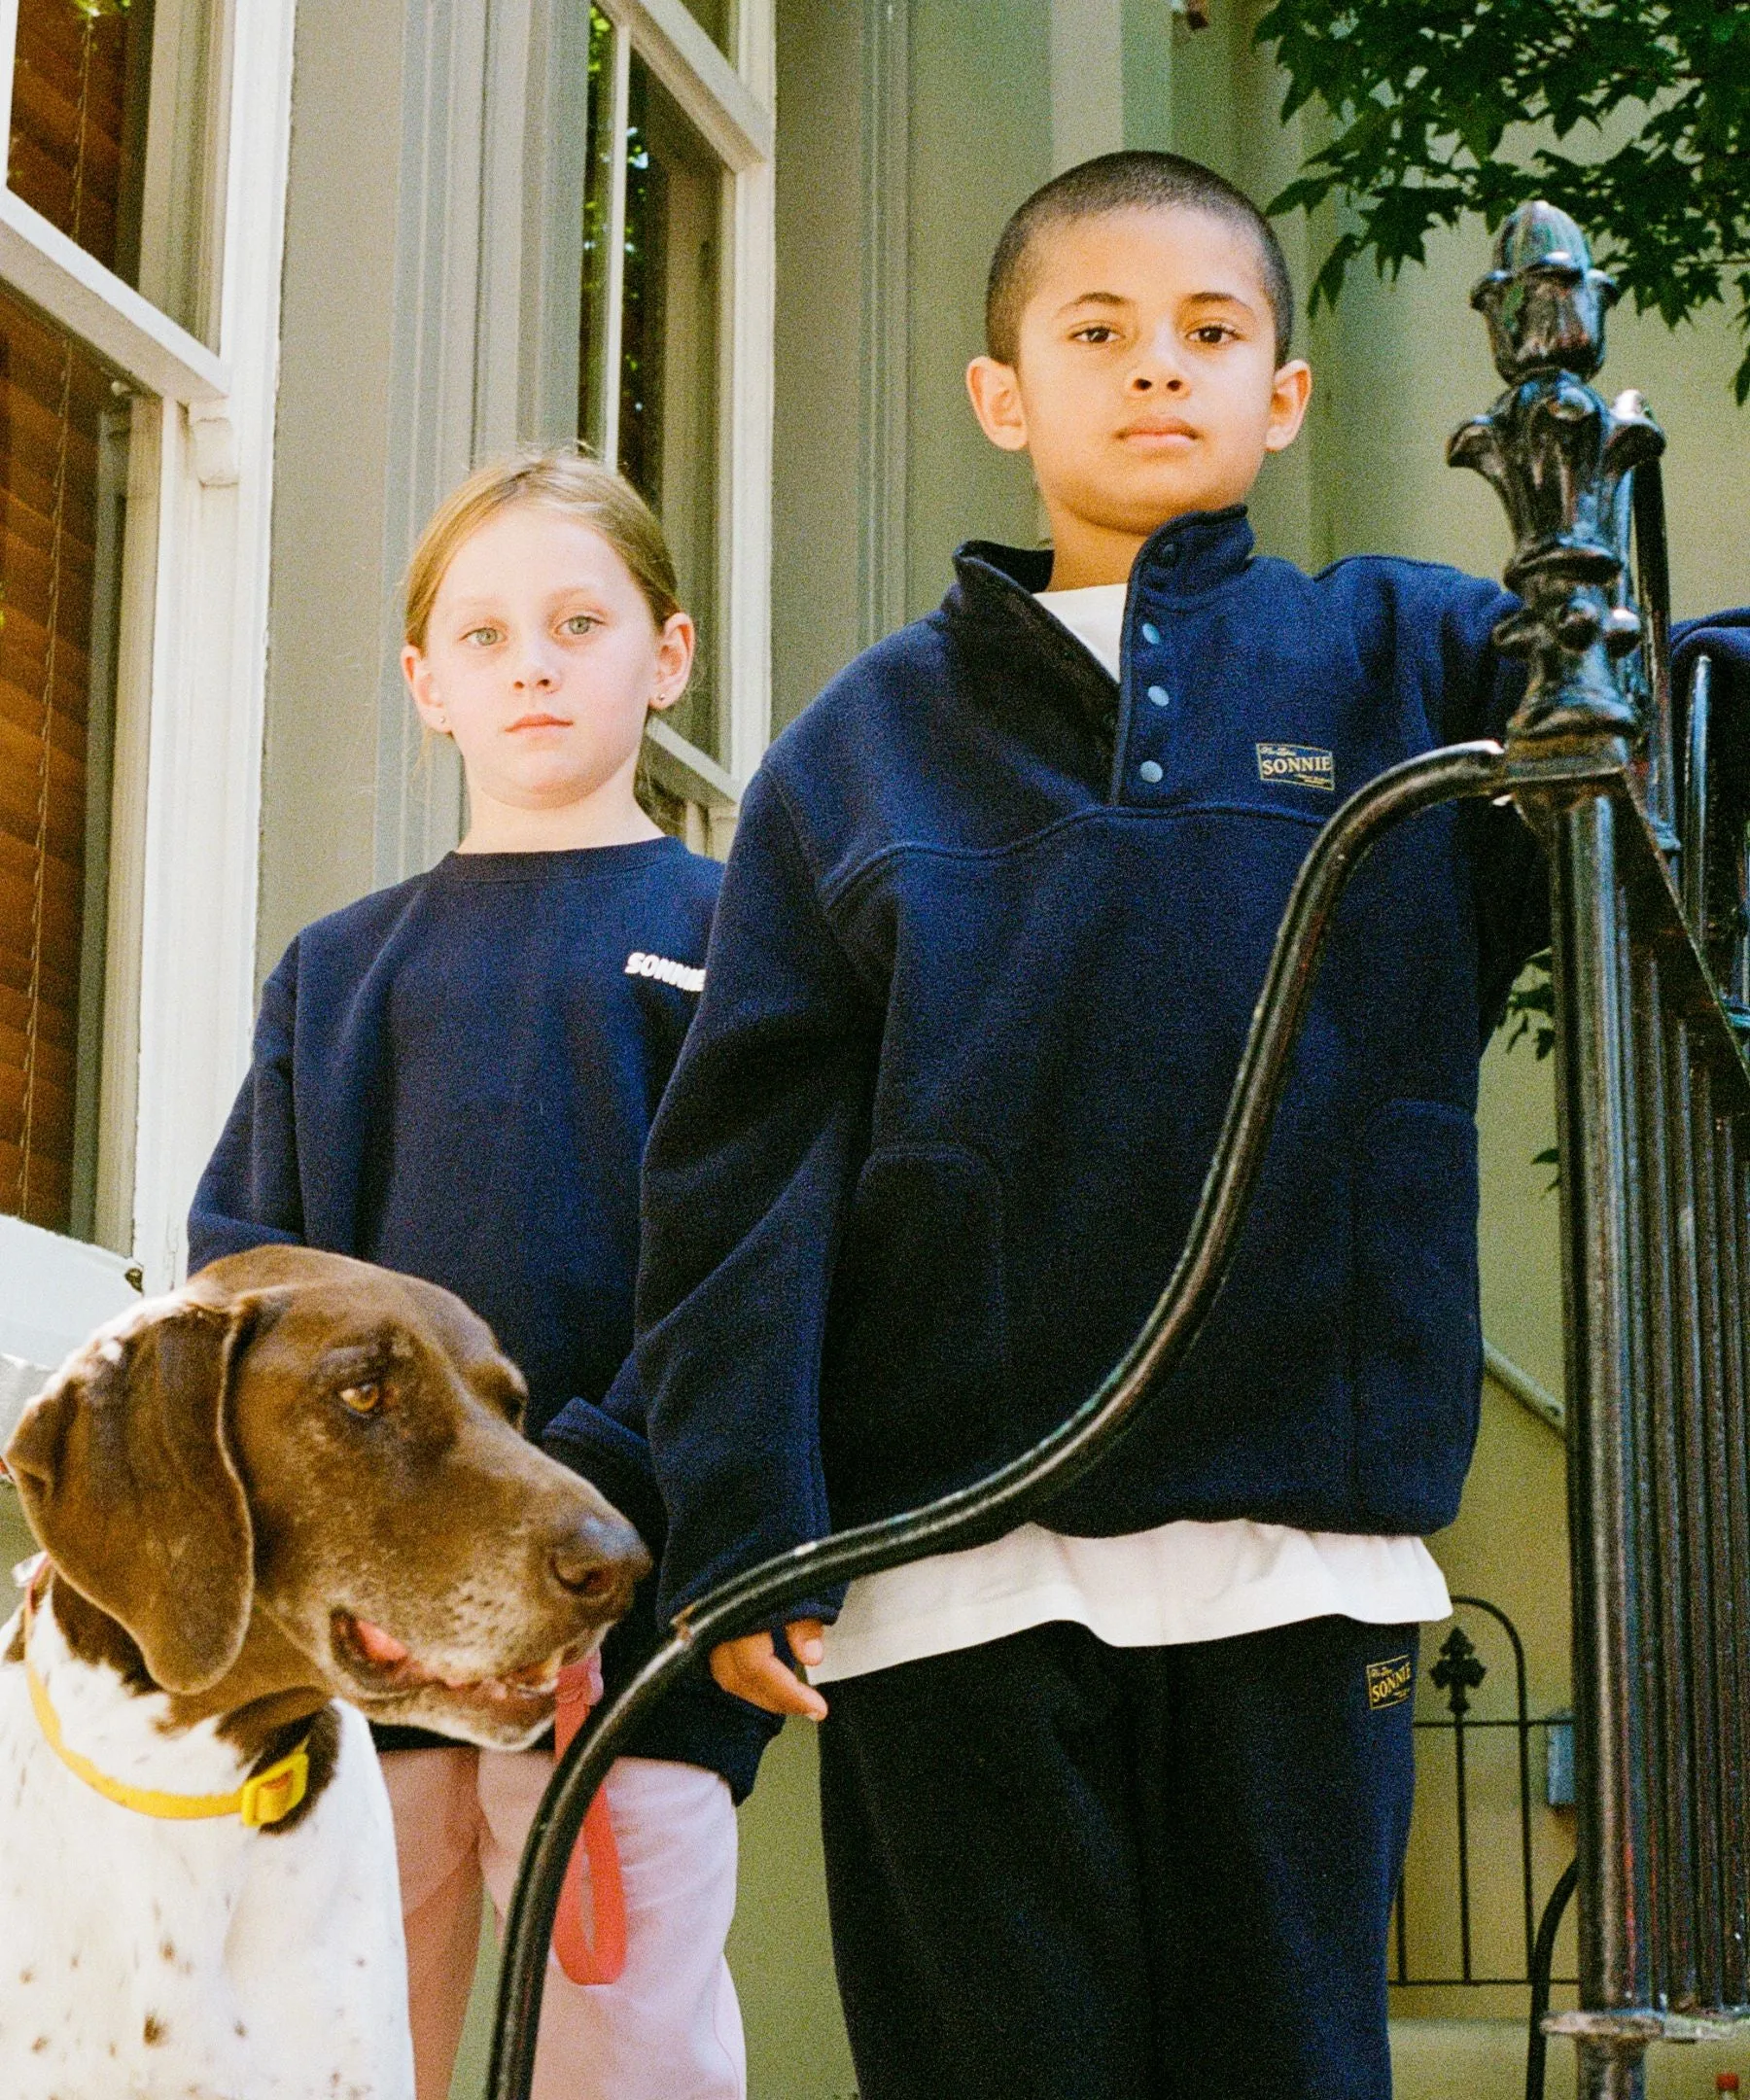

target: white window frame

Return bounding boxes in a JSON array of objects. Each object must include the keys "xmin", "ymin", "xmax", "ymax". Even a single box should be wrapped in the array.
[
  {"xmin": 590, "ymin": 0, "xmax": 775, "ymax": 834},
  {"xmin": 0, "ymin": 0, "xmax": 297, "ymax": 1362}
]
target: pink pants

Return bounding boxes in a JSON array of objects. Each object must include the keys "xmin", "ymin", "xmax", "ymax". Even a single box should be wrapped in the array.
[{"xmin": 380, "ymin": 1748, "xmax": 745, "ymax": 2100}]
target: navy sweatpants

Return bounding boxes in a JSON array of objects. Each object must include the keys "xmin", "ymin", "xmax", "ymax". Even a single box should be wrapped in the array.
[{"xmin": 818, "ymin": 1614, "xmax": 1418, "ymax": 2100}]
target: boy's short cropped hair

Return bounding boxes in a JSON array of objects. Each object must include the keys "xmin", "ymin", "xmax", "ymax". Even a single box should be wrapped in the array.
[{"xmin": 985, "ymin": 150, "xmax": 1295, "ymax": 368}]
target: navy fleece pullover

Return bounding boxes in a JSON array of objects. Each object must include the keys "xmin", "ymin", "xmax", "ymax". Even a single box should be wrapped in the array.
[
  {"xmin": 189, "ymin": 838, "xmax": 777, "ymax": 1792},
  {"xmin": 547, "ymin": 508, "xmax": 1546, "ymax": 1630}
]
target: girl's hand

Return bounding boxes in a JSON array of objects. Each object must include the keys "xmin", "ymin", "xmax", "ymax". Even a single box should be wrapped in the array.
[{"xmin": 710, "ymin": 1620, "xmax": 828, "ymax": 1720}]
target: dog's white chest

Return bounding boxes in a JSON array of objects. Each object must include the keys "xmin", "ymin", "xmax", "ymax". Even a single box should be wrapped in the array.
[{"xmin": 0, "ymin": 1610, "xmax": 414, "ymax": 2100}]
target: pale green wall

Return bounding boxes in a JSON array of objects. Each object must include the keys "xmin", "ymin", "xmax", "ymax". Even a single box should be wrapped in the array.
[
  {"xmin": 770, "ymin": 0, "xmax": 1057, "ymax": 723},
  {"xmin": 258, "ymin": 0, "xmax": 408, "ymax": 974},
  {"xmin": 1303, "ymin": 209, "xmax": 1750, "ymax": 613},
  {"xmin": 1154, "ymin": 0, "xmax": 1315, "ymax": 563},
  {"xmin": 728, "ymin": 1726, "xmax": 858, "ymax": 2098},
  {"xmin": 0, "ymin": 1490, "xmax": 32, "ymax": 1595},
  {"xmin": 769, "ymin": 1, "xmax": 864, "ymax": 735},
  {"xmin": 1120, "ymin": 0, "xmax": 1174, "ymax": 152},
  {"xmin": 904, "ymin": 0, "xmax": 1051, "ymax": 612},
  {"xmin": 1478, "ymin": 1029, "xmax": 1563, "ymax": 1404}
]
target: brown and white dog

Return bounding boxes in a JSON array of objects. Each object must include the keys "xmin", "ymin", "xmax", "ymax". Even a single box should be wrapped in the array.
[{"xmin": 0, "ymin": 1244, "xmax": 648, "ymax": 2100}]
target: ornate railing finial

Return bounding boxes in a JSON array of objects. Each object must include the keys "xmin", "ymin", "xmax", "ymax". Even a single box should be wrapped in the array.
[{"xmin": 1449, "ymin": 202, "xmax": 1664, "ymax": 747}]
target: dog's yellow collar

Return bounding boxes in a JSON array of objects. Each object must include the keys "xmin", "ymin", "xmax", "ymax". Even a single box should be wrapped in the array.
[{"xmin": 20, "ymin": 1563, "xmax": 309, "ymax": 1829}]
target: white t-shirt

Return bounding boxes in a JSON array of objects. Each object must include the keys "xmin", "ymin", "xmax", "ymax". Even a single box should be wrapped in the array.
[
  {"xmin": 1037, "ymin": 579, "xmax": 1133, "ymax": 671},
  {"xmin": 809, "ymin": 580, "xmax": 1451, "ymax": 1687}
]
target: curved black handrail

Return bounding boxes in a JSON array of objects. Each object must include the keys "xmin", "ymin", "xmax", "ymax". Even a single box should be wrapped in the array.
[
  {"xmin": 1526, "ymin": 1858, "xmax": 1580, "ymax": 2100},
  {"xmin": 487, "ymin": 737, "xmax": 1522, "ymax": 2098}
]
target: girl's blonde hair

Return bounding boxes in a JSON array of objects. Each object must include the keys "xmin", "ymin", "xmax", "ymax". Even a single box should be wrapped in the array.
[{"xmin": 403, "ymin": 446, "xmax": 682, "ymax": 650}]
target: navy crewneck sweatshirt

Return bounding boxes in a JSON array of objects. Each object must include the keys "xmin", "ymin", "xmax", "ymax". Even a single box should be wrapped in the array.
[{"xmin": 190, "ymin": 837, "xmax": 778, "ymax": 1791}]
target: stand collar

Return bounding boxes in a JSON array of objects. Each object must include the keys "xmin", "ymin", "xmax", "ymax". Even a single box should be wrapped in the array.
[
  {"xmin": 951, "ymin": 504, "xmax": 1254, "ymax": 611},
  {"xmin": 941, "ymin": 507, "xmax": 1256, "ymax": 762}
]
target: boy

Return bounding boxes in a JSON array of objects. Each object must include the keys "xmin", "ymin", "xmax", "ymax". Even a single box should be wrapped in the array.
[{"xmin": 551, "ymin": 153, "xmax": 1542, "ymax": 2098}]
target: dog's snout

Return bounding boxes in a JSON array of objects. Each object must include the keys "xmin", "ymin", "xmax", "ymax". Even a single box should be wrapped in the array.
[{"xmin": 550, "ymin": 1515, "xmax": 649, "ymax": 1611}]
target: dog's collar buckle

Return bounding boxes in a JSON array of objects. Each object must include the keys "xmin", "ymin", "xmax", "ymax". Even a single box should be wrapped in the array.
[
  {"xmin": 239, "ymin": 1742, "xmax": 310, "ymax": 1827},
  {"xmin": 21, "ymin": 1560, "xmax": 311, "ymax": 1830}
]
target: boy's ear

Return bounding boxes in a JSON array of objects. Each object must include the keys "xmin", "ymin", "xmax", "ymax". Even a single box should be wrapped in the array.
[
  {"xmin": 966, "ymin": 356, "xmax": 1031, "ymax": 454},
  {"xmin": 1263, "ymin": 359, "xmax": 1313, "ymax": 455}
]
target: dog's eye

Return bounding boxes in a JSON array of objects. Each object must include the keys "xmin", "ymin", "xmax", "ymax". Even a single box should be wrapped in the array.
[{"xmin": 337, "ymin": 1382, "xmax": 385, "ymax": 1417}]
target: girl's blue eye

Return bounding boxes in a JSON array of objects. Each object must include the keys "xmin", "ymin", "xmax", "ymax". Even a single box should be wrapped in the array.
[
  {"xmin": 463, "ymin": 626, "xmax": 502, "ymax": 648},
  {"xmin": 562, "ymin": 613, "xmax": 598, "ymax": 636}
]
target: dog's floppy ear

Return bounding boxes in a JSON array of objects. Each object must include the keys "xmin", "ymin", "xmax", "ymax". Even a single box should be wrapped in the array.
[{"xmin": 5, "ymin": 1294, "xmax": 261, "ymax": 1694}]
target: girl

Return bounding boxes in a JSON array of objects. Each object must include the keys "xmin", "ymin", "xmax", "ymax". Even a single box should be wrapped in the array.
[{"xmin": 189, "ymin": 450, "xmax": 774, "ymax": 2100}]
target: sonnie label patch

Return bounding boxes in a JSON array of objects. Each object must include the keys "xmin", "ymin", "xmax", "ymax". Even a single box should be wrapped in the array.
[
  {"xmin": 625, "ymin": 951, "xmax": 706, "ymax": 994},
  {"xmin": 1366, "ymin": 1655, "xmax": 1415, "ymax": 1711},
  {"xmin": 1256, "ymin": 741, "xmax": 1336, "ymax": 793}
]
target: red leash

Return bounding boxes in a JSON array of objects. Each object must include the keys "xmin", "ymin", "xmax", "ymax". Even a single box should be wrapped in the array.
[{"xmin": 548, "ymin": 1653, "xmax": 626, "ymax": 1985}]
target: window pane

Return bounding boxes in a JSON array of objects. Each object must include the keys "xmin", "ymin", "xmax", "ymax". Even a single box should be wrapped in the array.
[
  {"xmin": 678, "ymin": 0, "xmax": 733, "ymax": 58},
  {"xmin": 0, "ymin": 286, "xmax": 124, "ymax": 1239},
  {"xmin": 577, "ymin": 5, "xmax": 615, "ymax": 461},
  {"xmin": 620, "ymin": 56, "xmax": 723, "ymax": 763},
  {"xmin": 10, "ymin": 0, "xmax": 227, "ymax": 344}
]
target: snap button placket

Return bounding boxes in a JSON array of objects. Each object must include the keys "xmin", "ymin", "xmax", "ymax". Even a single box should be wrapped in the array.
[{"xmin": 1124, "ymin": 590, "xmax": 1177, "ymax": 802}]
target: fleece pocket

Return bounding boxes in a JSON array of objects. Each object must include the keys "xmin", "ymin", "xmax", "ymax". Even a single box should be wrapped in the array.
[
  {"xmin": 1349, "ymin": 1099, "xmax": 1483, "ymax": 1529},
  {"xmin": 824, "ymin": 1143, "xmax": 1009, "ymax": 1475}
]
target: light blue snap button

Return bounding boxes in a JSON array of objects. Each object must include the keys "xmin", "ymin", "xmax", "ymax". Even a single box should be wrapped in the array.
[
  {"xmin": 1141, "ymin": 621, "xmax": 1161, "ymax": 646},
  {"xmin": 1147, "ymin": 684, "xmax": 1170, "ymax": 708},
  {"xmin": 1138, "ymin": 759, "xmax": 1164, "ymax": 785}
]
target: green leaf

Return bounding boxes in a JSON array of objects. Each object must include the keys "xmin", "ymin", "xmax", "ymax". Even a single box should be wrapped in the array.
[{"xmin": 1254, "ymin": 0, "xmax": 1750, "ymax": 405}]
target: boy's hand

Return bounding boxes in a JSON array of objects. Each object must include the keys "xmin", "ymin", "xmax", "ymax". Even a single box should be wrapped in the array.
[{"xmin": 710, "ymin": 1620, "xmax": 829, "ymax": 1720}]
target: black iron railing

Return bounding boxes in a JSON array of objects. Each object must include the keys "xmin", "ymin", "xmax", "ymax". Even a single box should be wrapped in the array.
[{"xmin": 1449, "ymin": 204, "xmax": 1750, "ymax": 2097}]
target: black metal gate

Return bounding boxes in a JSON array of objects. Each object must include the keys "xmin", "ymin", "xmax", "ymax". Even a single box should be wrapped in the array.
[
  {"xmin": 1388, "ymin": 1593, "xmax": 1584, "ymax": 2100},
  {"xmin": 1393, "ymin": 1597, "xmax": 1573, "ymax": 1995},
  {"xmin": 486, "ymin": 201, "xmax": 1750, "ymax": 2100}
]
